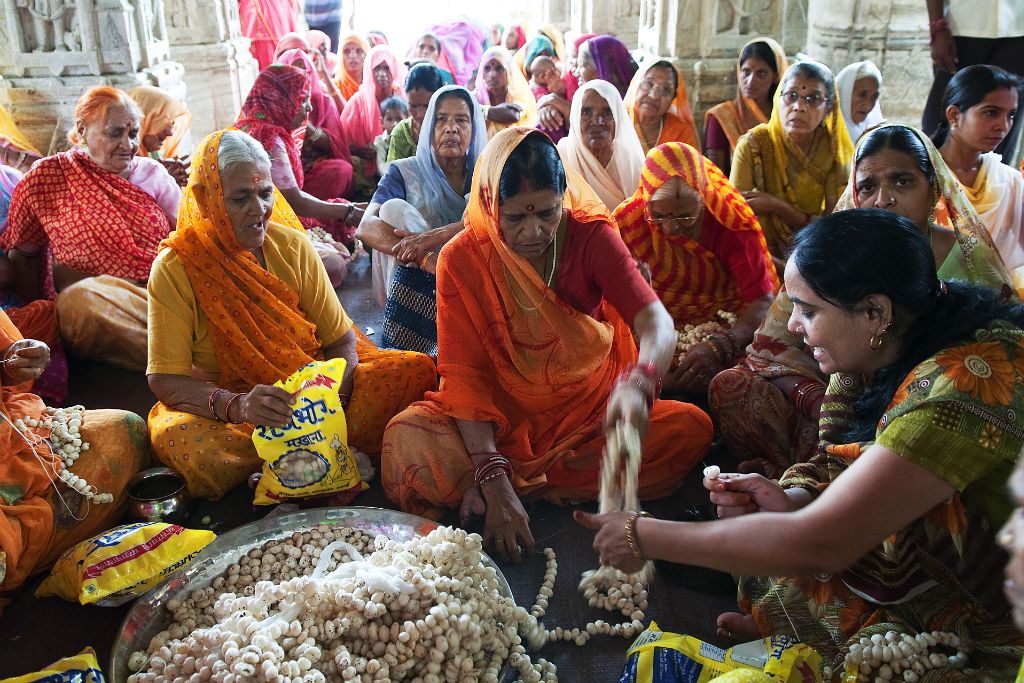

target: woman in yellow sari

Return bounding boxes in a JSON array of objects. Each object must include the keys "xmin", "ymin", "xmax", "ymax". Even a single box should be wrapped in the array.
[
  {"xmin": 624, "ymin": 57, "xmax": 699, "ymax": 154},
  {"xmin": 473, "ymin": 46, "xmax": 538, "ymax": 138},
  {"xmin": 729, "ymin": 60, "xmax": 851, "ymax": 265},
  {"xmin": 704, "ymin": 38, "xmax": 787, "ymax": 175},
  {"xmin": 146, "ymin": 129, "xmax": 436, "ymax": 500},
  {"xmin": 382, "ymin": 129, "xmax": 712, "ymax": 562}
]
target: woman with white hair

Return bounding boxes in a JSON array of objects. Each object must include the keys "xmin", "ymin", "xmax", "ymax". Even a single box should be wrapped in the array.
[
  {"xmin": 835, "ymin": 60, "xmax": 884, "ymax": 146},
  {"xmin": 146, "ymin": 129, "xmax": 437, "ymax": 500}
]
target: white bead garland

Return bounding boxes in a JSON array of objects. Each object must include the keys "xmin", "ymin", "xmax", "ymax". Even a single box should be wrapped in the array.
[
  {"xmin": 843, "ymin": 630, "xmax": 969, "ymax": 682},
  {"xmin": 12, "ymin": 405, "xmax": 112, "ymax": 505},
  {"xmin": 674, "ymin": 310, "xmax": 738, "ymax": 363}
]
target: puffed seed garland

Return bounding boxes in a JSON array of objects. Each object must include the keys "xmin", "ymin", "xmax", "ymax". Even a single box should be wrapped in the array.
[
  {"xmin": 674, "ymin": 310, "xmax": 738, "ymax": 362},
  {"xmin": 13, "ymin": 405, "xmax": 114, "ymax": 504},
  {"xmin": 844, "ymin": 630, "xmax": 969, "ymax": 682}
]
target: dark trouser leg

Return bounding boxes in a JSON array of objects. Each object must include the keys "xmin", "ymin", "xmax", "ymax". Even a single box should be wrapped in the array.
[{"xmin": 309, "ymin": 19, "xmax": 342, "ymax": 54}]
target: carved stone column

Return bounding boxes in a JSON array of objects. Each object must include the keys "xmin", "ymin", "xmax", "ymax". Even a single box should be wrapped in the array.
[
  {"xmin": 165, "ymin": 0, "xmax": 257, "ymax": 141},
  {"xmin": 0, "ymin": 0, "xmax": 185, "ymax": 154},
  {"xmin": 805, "ymin": 0, "xmax": 930, "ymax": 126},
  {"xmin": 569, "ymin": 0, "xmax": 642, "ymax": 48},
  {"xmin": 638, "ymin": 0, "xmax": 807, "ymax": 138}
]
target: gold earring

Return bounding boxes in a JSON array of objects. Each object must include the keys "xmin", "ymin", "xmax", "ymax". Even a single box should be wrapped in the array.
[{"xmin": 869, "ymin": 318, "xmax": 893, "ymax": 351}]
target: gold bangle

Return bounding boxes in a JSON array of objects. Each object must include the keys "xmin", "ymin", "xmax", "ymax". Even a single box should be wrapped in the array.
[
  {"xmin": 625, "ymin": 511, "xmax": 652, "ymax": 560},
  {"xmin": 420, "ymin": 250, "xmax": 435, "ymax": 268}
]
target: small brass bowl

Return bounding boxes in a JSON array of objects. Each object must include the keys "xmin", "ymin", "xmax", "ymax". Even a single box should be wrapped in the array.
[{"xmin": 126, "ymin": 467, "xmax": 192, "ymax": 526}]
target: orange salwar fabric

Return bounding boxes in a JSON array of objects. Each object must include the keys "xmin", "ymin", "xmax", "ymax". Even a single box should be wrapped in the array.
[
  {"xmin": 150, "ymin": 329, "xmax": 437, "ymax": 500},
  {"xmin": 0, "ymin": 310, "xmax": 148, "ymax": 612},
  {"xmin": 615, "ymin": 142, "xmax": 778, "ymax": 326},
  {"xmin": 381, "ymin": 128, "xmax": 712, "ymax": 515}
]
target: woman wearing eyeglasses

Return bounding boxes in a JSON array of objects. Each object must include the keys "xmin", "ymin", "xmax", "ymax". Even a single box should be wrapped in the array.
[
  {"xmin": 729, "ymin": 60, "xmax": 852, "ymax": 267},
  {"xmin": 623, "ymin": 58, "xmax": 700, "ymax": 154},
  {"xmin": 614, "ymin": 142, "xmax": 779, "ymax": 394}
]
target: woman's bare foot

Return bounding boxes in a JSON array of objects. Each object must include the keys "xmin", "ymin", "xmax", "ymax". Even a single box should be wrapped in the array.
[
  {"xmin": 716, "ymin": 612, "xmax": 760, "ymax": 642},
  {"xmin": 459, "ymin": 486, "xmax": 486, "ymax": 527}
]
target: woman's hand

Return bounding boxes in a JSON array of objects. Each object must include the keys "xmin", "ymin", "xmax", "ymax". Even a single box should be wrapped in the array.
[
  {"xmin": 236, "ymin": 385, "xmax": 296, "ymax": 428},
  {"xmin": 343, "ymin": 204, "xmax": 364, "ymax": 227},
  {"xmin": 574, "ymin": 510, "xmax": 648, "ymax": 575},
  {"xmin": 393, "ymin": 227, "xmax": 452, "ymax": 266},
  {"xmin": 741, "ymin": 190, "xmax": 783, "ymax": 216},
  {"xmin": 664, "ymin": 342, "xmax": 721, "ymax": 394},
  {"xmin": 488, "ymin": 103, "xmax": 523, "ymax": 124},
  {"xmin": 159, "ymin": 157, "xmax": 190, "ymax": 186},
  {"xmin": 605, "ymin": 382, "xmax": 650, "ymax": 443},
  {"xmin": 479, "ymin": 476, "xmax": 535, "ymax": 563},
  {"xmin": 705, "ymin": 472, "xmax": 795, "ymax": 518},
  {"xmin": 1, "ymin": 339, "xmax": 50, "ymax": 384},
  {"xmin": 351, "ymin": 145, "xmax": 377, "ymax": 160}
]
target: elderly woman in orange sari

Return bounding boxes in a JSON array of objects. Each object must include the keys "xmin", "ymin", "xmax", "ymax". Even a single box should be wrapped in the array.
[
  {"xmin": 1, "ymin": 86, "xmax": 180, "ymax": 373},
  {"xmin": 704, "ymin": 38, "xmax": 787, "ymax": 175},
  {"xmin": 128, "ymin": 85, "xmax": 192, "ymax": 186},
  {"xmin": 146, "ymin": 129, "xmax": 437, "ymax": 500},
  {"xmin": 624, "ymin": 58, "xmax": 699, "ymax": 154},
  {"xmin": 0, "ymin": 309, "xmax": 148, "ymax": 615},
  {"xmin": 614, "ymin": 143, "xmax": 778, "ymax": 394},
  {"xmin": 382, "ymin": 129, "xmax": 713, "ymax": 562}
]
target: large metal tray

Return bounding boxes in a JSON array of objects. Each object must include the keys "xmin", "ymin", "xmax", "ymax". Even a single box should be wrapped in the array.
[{"xmin": 110, "ymin": 506, "xmax": 513, "ymax": 682}]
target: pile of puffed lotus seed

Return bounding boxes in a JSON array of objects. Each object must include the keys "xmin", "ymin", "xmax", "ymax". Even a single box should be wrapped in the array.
[
  {"xmin": 844, "ymin": 630, "xmax": 968, "ymax": 683},
  {"xmin": 126, "ymin": 521, "xmax": 653, "ymax": 683},
  {"xmin": 13, "ymin": 405, "xmax": 113, "ymax": 504},
  {"xmin": 271, "ymin": 450, "xmax": 330, "ymax": 487},
  {"xmin": 674, "ymin": 310, "xmax": 738, "ymax": 363}
]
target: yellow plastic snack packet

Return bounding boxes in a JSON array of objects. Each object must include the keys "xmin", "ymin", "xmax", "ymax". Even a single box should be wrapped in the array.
[
  {"xmin": 253, "ymin": 358, "xmax": 367, "ymax": 505},
  {"xmin": 620, "ymin": 622, "xmax": 823, "ymax": 683},
  {"xmin": 0, "ymin": 647, "xmax": 105, "ymax": 682},
  {"xmin": 36, "ymin": 523, "xmax": 215, "ymax": 606}
]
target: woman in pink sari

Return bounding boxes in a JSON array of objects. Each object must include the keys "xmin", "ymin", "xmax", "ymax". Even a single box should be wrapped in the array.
[
  {"xmin": 239, "ymin": 0, "xmax": 300, "ymax": 70},
  {"xmin": 340, "ymin": 44, "xmax": 406, "ymax": 196},
  {"xmin": 277, "ymin": 48, "xmax": 354, "ymax": 203}
]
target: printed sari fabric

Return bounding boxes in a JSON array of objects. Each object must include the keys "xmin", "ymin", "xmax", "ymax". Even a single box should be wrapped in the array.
[
  {"xmin": 1, "ymin": 149, "xmax": 172, "ymax": 299},
  {"xmin": 740, "ymin": 323, "xmax": 1024, "ymax": 676},
  {"xmin": 624, "ymin": 57, "xmax": 700, "ymax": 153},
  {"xmin": 614, "ymin": 142, "xmax": 778, "ymax": 328},
  {"xmin": 236, "ymin": 64, "xmax": 312, "ymax": 189},
  {"xmin": 381, "ymin": 127, "xmax": 712, "ymax": 518},
  {"xmin": 710, "ymin": 123, "xmax": 1013, "ymax": 477},
  {"xmin": 0, "ymin": 308, "xmax": 147, "ymax": 614},
  {"xmin": 729, "ymin": 60, "xmax": 852, "ymax": 259},
  {"xmin": 704, "ymin": 38, "xmax": 788, "ymax": 155},
  {"xmin": 148, "ymin": 130, "xmax": 435, "ymax": 499}
]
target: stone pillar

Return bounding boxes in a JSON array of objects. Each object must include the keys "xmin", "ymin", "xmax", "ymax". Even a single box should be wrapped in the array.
[
  {"xmin": 0, "ymin": 0, "xmax": 186, "ymax": 154},
  {"xmin": 637, "ymin": 0, "xmax": 807, "ymax": 138},
  {"xmin": 541, "ymin": 0, "xmax": 571, "ymax": 32},
  {"xmin": 165, "ymin": 0, "xmax": 257, "ymax": 141},
  {"xmin": 569, "ymin": 0, "xmax": 642, "ymax": 48},
  {"xmin": 805, "ymin": 0, "xmax": 930, "ymax": 126}
]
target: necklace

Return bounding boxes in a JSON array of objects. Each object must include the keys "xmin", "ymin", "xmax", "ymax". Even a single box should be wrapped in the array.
[
  {"xmin": 640, "ymin": 119, "xmax": 663, "ymax": 149},
  {"xmin": 509, "ymin": 229, "xmax": 560, "ymax": 312}
]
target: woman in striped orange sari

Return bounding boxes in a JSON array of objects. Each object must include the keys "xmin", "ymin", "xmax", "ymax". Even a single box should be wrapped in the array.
[
  {"xmin": 614, "ymin": 143, "xmax": 778, "ymax": 395},
  {"xmin": 381, "ymin": 129, "xmax": 712, "ymax": 562}
]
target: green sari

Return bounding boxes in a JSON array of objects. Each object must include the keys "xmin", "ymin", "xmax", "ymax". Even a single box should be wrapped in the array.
[
  {"xmin": 386, "ymin": 117, "xmax": 418, "ymax": 164},
  {"xmin": 743, "ymin": 322, "xmax": 1024, "ymax": 679}
]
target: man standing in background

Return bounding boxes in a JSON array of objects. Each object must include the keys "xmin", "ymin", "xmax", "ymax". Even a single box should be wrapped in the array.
[
  {"xmin": 305, "ymin": 0, "xmax": 344, "ymax": 53},
  {"xmin": 922, "ymin": 0, "xmax": 1024, "ymax": 165}
]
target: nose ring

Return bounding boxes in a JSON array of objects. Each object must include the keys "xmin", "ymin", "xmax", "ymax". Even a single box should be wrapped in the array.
[{"xmin": 887, "ymin": 196, "xmax": 896, "ymax": 206}]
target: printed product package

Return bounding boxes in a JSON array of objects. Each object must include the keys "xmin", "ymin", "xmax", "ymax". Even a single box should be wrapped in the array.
[
  {"xmin": 0, "ymin": 647, "xmax": 105, "ymax": 682},
  {"xmin": 252, "ymin": 358, "xmax": 367, "ymax": 505},
  {"xmin": 619, "ymin": 622, "xmax": 823, "ymax": 683},
  {"xmin": 35, "ymin": 523, "xmax": 215, "ymax": 606}
]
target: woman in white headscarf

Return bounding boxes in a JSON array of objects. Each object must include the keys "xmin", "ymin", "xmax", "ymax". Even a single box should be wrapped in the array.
[
  {"xmin": 835, "ymin": 60, "xmax": 884, "ymax": 146},
  {"xmin": 557, "ymin": 79, "xmax": 645, "ymax": 211}
]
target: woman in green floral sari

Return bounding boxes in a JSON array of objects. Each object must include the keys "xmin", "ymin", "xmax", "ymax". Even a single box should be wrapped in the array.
[
  {"xmin": 580, "ymin": 208, "xmax": 1024, "ymax": 678},
  {"xmin": 709, "ymin": 124, "xmax": 1014, "ymax": 478}
]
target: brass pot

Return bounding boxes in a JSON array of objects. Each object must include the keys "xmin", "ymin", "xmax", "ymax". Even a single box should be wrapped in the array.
[{"xmin": 126, "ymin": 467, "xmax": 192, "ymax": 526}]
